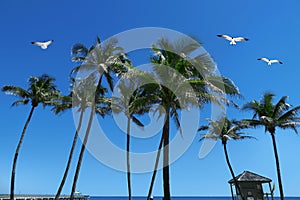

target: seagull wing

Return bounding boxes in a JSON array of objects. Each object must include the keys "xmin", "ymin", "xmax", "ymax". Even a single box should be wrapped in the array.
[
  {"xmin": 234, "ymin": 37, "xmax": 249, "ymax": 42},
  {"xmin": 43, "ymin": 40, "xmax": 54, "ymax": 46},
  {"xmin": 217, "ymin": 34, "xmax": 232, "ymax": 41},
  {"xmin": 258, "ymin": 57, "xmax": 270, "ymax": 63},
  {"xmin": 31, "ymin": 41, "xmax": 43, "ymax": 47},
  {"xmin": 270, "ymin": 59, "xmax": 283, "ymax": 64}
]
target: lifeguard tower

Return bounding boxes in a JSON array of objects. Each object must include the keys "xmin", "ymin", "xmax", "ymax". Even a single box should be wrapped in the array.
[{"xmin": 228, "ymin": 171, "xmax": 274, "ymax": 200}]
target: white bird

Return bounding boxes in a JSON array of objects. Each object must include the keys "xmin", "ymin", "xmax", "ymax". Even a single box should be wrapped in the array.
[
  {"xmin": 31, "ymin": 40, "xmax": 54, "ymax": 49},
  {"xmin": 217, "ymin": 34, "xmax": 249, "ymax": 45},
  {"xmin": 257, "ymin": 57, "xmax": 283, "ymax": 65}
]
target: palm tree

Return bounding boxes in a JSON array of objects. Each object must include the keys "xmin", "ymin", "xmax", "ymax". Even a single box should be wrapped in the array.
[
  {"xmin": 111, "ymin": 66, "xmax": 153, "ymax": 200},
  {"xmin": 70, "ymin": 37, "xmax": 126, "ymax": 199},
  {"xmin": 2, "ymin": 74, "xmax": 61, "ymax": 200},
  {"xmin": 242, "ymin": 93, "xmax": 300, "ymax": 200},
  {"xmin": 198, "ymin": 117, "xmax": 252, "ymax": 200},
  {"xmin": 146, "ymin": 37, "xmax": 240, "ymax": 200},
  {"xmin": 53, "ymin": 77, "xmax": 108, "ymax": 199}
]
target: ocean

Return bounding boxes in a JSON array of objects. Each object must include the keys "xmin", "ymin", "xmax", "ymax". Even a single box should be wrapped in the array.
[{"xmin": 90, "ymin": 197, "xmax": 300, "ymax": 200}]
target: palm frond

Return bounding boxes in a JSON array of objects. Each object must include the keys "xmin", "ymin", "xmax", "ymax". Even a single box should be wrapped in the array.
[
  {"xmin": 272, "ymin": 96, "xmax": 289, "ymax": 118},
  {"xmin": 278, "ymin": 106, "xmax": 300, "ymax": 121},
  {"xmin": 132, "ymin": 115, "xmax": 144, "ymax": 127},
  {"xmin": 71, "ymin": 56, "xmax": 86, "ymax": 62},
  {"xmin": 96, "ymin": 36, "xmax": 101, "ymax": 44},
  {"xmin": 191, "ymin": 52, "xmax": 216, "ymax": 75},
  {"xmin": 262, "ymin": 93, "xmax": 275, "ymax": 105},
  {"xmin": 242, "ymin": 119, "xmax": 263, "ymax": 128},
  {"xmin": 173, "ymin": 36, "xmax": 200, "ymax": 55},
  {"xmin": 198, "ymin": 125, "xmax": 209, "ymax": 132},
  {"xmin": 71, "ymin": 43, "xmax": 89, "ymax": 56},
  {"xmin": 70, "ymin": 65, "xmax": 81, "ymax": 75},
  {"xmin": 199, "ymin": 133, "xmax": 219, "ymax": 141},
  {"xmin": 51, "ymin": 95, "xmax": 73, "ymax": 114},
  {"xmin": 242, "ymin": 100, "xmax": 261, "ymax": 119},
  {"xmin": 205, "ymin": 75, "xmax": 241, "ymax": 97},
  {"xmin": 278, "ymin": 122, "xmax": 300, "ymax": 134},
  {"xmin": 11, "ymin": 99, "xmax": 30, "ymax": 107},
  {"xmin": 199, "ymin": 117, "xmax": 252, "ymax": 143},
  {"xmin": 231, "ymin": 134, "xmax": 256, "ymax": 140},
  {"xmin": 2, "ymin": 85, "xmax": 30, "ymax": 98}
]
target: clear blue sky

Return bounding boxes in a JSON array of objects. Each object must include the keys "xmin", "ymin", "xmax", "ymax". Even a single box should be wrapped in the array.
[{"xmin": 1, "ymin": 0, "xmax": 300, "ymax": 197}]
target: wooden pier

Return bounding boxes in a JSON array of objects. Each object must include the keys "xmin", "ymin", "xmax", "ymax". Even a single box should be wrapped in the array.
[{"xmin": 0, "ymin": 194, "xmax": 90, "ymax": 200}]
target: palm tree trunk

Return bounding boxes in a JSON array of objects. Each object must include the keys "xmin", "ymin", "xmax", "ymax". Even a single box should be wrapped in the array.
[
  {"xmin": 147, "ymin": 130, "xmax": 164, "ymax": 200},
  {"xmin": 10, "ymin": 106, "xmax": 35, "ymax": 200},
  {"xmin": 223, "ymin": 143, "xmax": 244, "ymax": 200},
  {"xmin": 162, "ymin": 106, "xmax": 170, "ymax": 200},
  {"xmin": 126, "ymin": 115, "xmax": 132, "ymax": 200},
  {"xmin": 70, "ymin": 106, "xmax": 95, "ymax": 200},
  {"xmin": 55, "ymin": 109, "xmax": 84, "ymax": 200},
  {"xmin": 270, "ymin": 132, "xmax": 284, "ymax": 200},
  {"xmin": 70, "ymin": 74, "xmax": 103, "ymax": 200}
]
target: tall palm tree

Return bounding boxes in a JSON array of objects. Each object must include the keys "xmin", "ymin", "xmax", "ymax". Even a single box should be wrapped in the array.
[
  {"xmin": 53, "ymin": 77, "xmax": 108, "ymax": 199},
  {"xmin": 70, "ymin": 37, "xmax": 126, "ymax": 199},
  {"xmin": 198, "ymin": 117, "xmax": 252, "ymax": 200},
  {"xmin": 146, "ymin": 37, "xmax": 240, "ymax": 200},
  {"xmin": 112, "ymin": 66, "xmax": 153, "ymax": 200},
  {"xmin": 242, "ymin": 93, "xmax": 300, "ymax": 200},
  {"xmin": 2, "ymin": 74, "xmax": 61, "ymax": 200}
]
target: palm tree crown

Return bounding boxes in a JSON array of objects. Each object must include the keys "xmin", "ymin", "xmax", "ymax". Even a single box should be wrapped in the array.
[
  {"xmin": 199, "ymin": 117, "xmax": 252, "ymax": 144},
  {"xmin": 3, "ymin": 74, "xmax": 61, "ymax": 108},
  {"xmin": 242, "ymin": 93, "xmax": 300, "ymax": 134},
  {"xmin": 71, "ymin": 36, "xmax": 127, "ymax": 91}
]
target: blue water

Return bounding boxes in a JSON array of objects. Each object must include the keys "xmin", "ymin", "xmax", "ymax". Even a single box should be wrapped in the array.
[
  {"xmin": 91, "ymin": 197, "xmax": 300, "ymax": 200},
  {"xmin": 91, "ymin": 198, "xmax": 231, "ymax": 200}
]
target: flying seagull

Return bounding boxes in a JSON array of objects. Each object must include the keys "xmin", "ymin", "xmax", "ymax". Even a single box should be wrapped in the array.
[
  {"xmin": 217, "ymin": 34, "xmax": 249, "ymax": 45},
  {"xmin": 257, "ymin": 57, "xmax": 283, "ymax": 65},
  {"xmin": 31, "ymin": 40, "xmax": 54, "ymax": 49}
]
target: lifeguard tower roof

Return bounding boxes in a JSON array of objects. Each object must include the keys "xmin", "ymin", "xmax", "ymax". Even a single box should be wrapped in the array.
[{"xmin": 228, "ymin": 170, "xmax": 272, "ymax": 184}]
